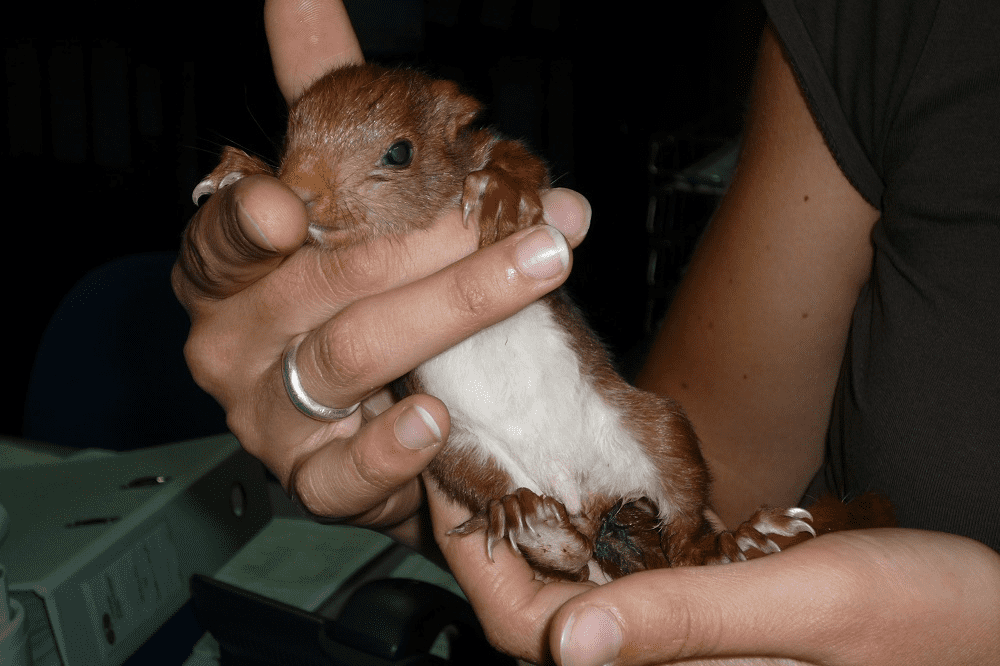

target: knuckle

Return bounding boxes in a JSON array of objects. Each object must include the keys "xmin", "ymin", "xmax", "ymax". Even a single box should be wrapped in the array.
[
  {"xmin": 214, "ymin": 186, "xmax": 278, "ymax": 266},
  {"xmin": 315, "ymin": 316, "xmax": 381, "ymax": 392},
  {"xmin": 180, "ymin": 207, "xmax": 246, "ymax": 298},
  {"xmin": 290, "ymin": 441, "xmax": 395, "ymax": 521},
  {"xmin": 316, "ymin": 317, "xmax": 372, "ymax": 385},
  {"xmin": 289, "ymin": 463, "xmax": 338, "ymax": 518},
  {"xmin": 177, "ymin": 184, "xmax": 282, "ymax": 300},
  {"xmin": 320, "ymin": 247, "xmax": 383, "ymax": 300},
  {"xmin": 178, "ymin": 215, "xmax": 225, "ymax": 298},
  {"xmin": 182, "ymin": 330, "xmax": 227, "ymax": 394},
  {"xmin": 349, "ymin": 441, "xmax": 396, "ymax": 496},
  {"xmin": 446, "ymin": 266, "xmax": 494, "ymax": 322},
  {"xmin": 219, "ymin": 189, "xmax": 279, "ymax": 264}
]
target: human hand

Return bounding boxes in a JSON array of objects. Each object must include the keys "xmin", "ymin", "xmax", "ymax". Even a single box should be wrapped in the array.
[
  {"xmin": 549, "ymin": 528, "xmax": 999, "ymax": 666},
  {"xmin": 429, "ymin": 479, "xmax": 1000, "ymax": 666},
  {"xmin": 172, "ymin": 0, "xmax": 591, "ymax": 539}
]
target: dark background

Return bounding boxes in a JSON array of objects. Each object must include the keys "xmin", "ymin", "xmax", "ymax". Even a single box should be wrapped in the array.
[{"xmin": 3, "ymin": 0, "xmax": 766, "ymax": 440}]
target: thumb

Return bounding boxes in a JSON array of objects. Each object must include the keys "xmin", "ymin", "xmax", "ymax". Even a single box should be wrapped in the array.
[
  {"xmin": 549, "ymin": 544, "xmax": 830, "ymax": 666},
  {"xmin": 176, "ymin": 174, "xmax": 308, "ymax": 302}
]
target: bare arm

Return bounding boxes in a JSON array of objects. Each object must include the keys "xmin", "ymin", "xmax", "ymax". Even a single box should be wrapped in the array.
[{"xmin": 635, "ymin": 24, "xmax": 880, "ymax": 526}]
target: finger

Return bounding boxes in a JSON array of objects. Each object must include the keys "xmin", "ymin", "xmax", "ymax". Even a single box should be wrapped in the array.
[
  {"xmin": 426, "ymin": 477, "xmax": 593, "ymax": 663},
  {"xmin": 541, "ymin": 187, "xmax": 592, "ymax": 248},
  {"xmin": 180, "ymin": 207, "xmax": 479, "ymax": 400},
  {"xmin": 551, "ymin": 548, "xmax": 833, "ymax": 666},
  {"xmin": 551, "ymin": 567, "xmax": 753, "ymax": 665},
  {"xmin": 288, "ymin": 394, "xmax": 450, "ymax": 524},
  {"xmin": 174, "ymin": 175, "xmax": 309, "ymax": 302},
  {"xmin": 294, "ymin": 188, "xmax": 588, "ymax": 320},
  {"xmin": 552, "ymin": 533, "xmax": 937, "ymax": 666},
  {"xmin": 296, "ymin": 222, "xmax": 574, "ymax": 410},
  {"xmin": 265, "ymin": 0, "xmax": 363, "ymax": 104}
]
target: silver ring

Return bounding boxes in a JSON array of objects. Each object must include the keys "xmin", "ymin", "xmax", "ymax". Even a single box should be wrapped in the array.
[{"xmin": 282, "ymin": 335, "xmax": 360, "ymax": 421}]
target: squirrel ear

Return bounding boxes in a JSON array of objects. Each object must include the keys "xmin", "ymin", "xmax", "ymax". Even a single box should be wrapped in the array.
[{"xmin": 430, "ymin": 79, "xmax": 483, "ymax": 142}]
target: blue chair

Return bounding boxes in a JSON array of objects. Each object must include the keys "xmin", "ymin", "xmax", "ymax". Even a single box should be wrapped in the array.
[{"xmin": 23, "ymin": 252, "xmax": 227, "ymax": 450}]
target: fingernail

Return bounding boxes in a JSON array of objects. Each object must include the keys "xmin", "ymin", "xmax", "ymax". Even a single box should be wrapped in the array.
[
  {"xmin": 237, "ymin": 199, "xmax": 277, "ymax": 252},
  {"xmin": 515, "ymin": 225, "xmax": 569, "ymax": 280},
  {"xmin": 394, "ymin": 405, "xmax": 442, "ymax": 450},
  {"xmin": 559, "ymin": 607, "xmax": 623, "ymax": 666}
]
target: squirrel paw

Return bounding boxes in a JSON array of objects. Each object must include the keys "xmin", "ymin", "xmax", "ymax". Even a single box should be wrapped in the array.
[
  {"xmin": 462, "ymin": 167, "xmax": 545, "ymax": 246},
  {"xmin": 192, "ymin": 146, "xmax": 273, "ymax": 204},
  {"xmin": 718, "ymin": 507, "xmax": 816, "ymax": 562},
  {"xmin": 450, "ymin": 488, "xmax": 592, "ymax": 581}
]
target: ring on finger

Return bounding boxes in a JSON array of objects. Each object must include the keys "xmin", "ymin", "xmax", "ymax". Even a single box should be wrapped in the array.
[{"xmin": 282, "ymin": 334, "xmax": 360, "ymax": 421}]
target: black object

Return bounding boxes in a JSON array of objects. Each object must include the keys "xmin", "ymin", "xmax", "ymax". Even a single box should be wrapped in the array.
[{"xmin": 190, "ymin": 574, "xmax": 516, "ymax": 666}]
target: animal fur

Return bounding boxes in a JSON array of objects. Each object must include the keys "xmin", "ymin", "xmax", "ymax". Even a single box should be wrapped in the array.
[{"xmin": 196, "ymin": 63, "xmax": 830, "ymax": 583}]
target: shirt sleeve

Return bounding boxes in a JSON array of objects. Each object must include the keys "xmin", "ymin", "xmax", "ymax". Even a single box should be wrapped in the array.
[{"xmin": 760, "ymin": 0, "xmax": 941, "ymax": 209}]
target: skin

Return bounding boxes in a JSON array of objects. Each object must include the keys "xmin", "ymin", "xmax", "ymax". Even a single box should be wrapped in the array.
[
  {"xmin": 635, "ymin": 22, "xmax": 877, "ymax": 528},
  {"xmin": 175, "ymin": 2, "xmax": 1000, "ymax": 665}
]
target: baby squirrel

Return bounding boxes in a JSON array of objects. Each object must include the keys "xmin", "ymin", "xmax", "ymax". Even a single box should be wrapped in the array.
[{"xmin": 195, "ymin": 63, "xmax": 819, "ymax": 583}]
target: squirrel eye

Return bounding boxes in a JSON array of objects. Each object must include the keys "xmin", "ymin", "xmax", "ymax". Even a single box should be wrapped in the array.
[{"xmin": 382, "ymin": 140, "xmax": 414, "ymax": 167}]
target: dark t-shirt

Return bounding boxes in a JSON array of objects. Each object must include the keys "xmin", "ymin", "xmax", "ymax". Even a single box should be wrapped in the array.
[{"xmin": 763, "ymin": 0, "xmax": 1000, "ymax": 550}]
